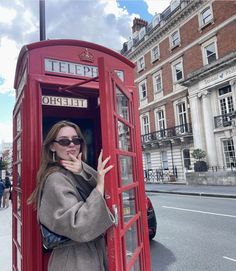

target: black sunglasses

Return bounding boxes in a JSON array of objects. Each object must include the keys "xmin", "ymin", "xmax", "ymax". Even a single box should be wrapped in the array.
[{"xmin": 53, "ymin": 137, "xmax": 83, "ymax": 146}]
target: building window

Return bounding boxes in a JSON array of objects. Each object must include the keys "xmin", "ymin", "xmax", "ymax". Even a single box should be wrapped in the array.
[
  {"xmin": 205, "ymin": 42, "xmax": 217, "ymax": 64},
  {"xmin": 173, "ymin": 61, "xmax": 183, "ymax": 82},
  {"xmin": 219, "ymin": 85, "xmax": 234, "ymax": 126},
  {"xmin": 223, "ymin": 139, "xmax": 236, "ymax": 169},
  {"xmin": 202, "ymin": 37, "xmax": 218, "ymax": 66},
  {"xmin": 156, "ymin": 110, "xmax": 166, "ymax": 138},
  {"xmin": 137, "ymin": 56, "xmax": 145, "ymax": 72},
  {"xmin": 220, "ymin": 96, "xmax": 234, "ymax": 115},
  {"xmin": 139, "ymin": 27, "xmax": 146, "ymax": 40},
  {"xmin": 152, "ymin": 13, "xmax": 161, "ymax": 27},
  {"xmin": 138, "ymin": 80, "xmax": 147, "ymax": 100},
  {"xmin": 144, "ymin": 153, "xmax": 152, "ymax": 170},
  {"xmin": 219, "ymin": 85, "xmax": 234, "ymax": 114},
  {"xmin": 142, "ymin": 115, "xmax": 150, "ymax": 135},
  {"xmin": 161, "ymin": 151, "xmax": 168, "ymax": 170},
  {"xmin": 219, "ymin": 85, "xmax": 232, "ymax": 96},
  {"xmin": 170, "ymin": 30, "xmax": 180, "ymax": 49},
  {"xmin": 177, "ymin": 102, "xmax": 187, "ymax": 133},
  {"xmin": 127, "ymin": 37, "xmax": 133, "ymax": 50},
  {"xmin": 200, "ymin": 6, "xmax": 213, "ymax": 27},
  {"xmin": 151, "ymin": 45, "xmax": 160, "ymax": 62},
  {"xmin": 153, "ymin": 72, "xmax": 162, "ymax": 94},
  {"xmin": 183, "ymin": 149, "xmax": 191, "ymax": 170}
]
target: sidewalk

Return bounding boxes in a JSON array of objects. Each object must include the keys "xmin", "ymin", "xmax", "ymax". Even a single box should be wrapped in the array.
[
  {"xmin": 145, "ymin": 182, "xmax": 236, "ymax": 198},
  {"xmin": 0, "ymin": 205, "xmax": 12, "ymax": 271}
]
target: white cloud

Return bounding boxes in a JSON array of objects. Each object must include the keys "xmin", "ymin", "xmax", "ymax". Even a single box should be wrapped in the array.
[
  {"xmin": 144, "ymin": 0, "xmax": 171, "ymax": 15},
  {"xmin": 0, "ymin": 6, "xmax": 16, "ymax": 25},
  {"xmin": 0, "ymin": 0, "xmax": 144, "ymax": 143},
  {"xmin": 0, "ymin": 122, "xmax": 12, "ymax": 143},
  {"xmin": 0, "ymin": 37, "xmax": 19, "ymax": 95}
]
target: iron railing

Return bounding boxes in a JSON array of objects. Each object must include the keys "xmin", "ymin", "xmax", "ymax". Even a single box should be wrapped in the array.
[
  {"xmin": 141, "ymin": 123, "xmax": 192, "ymax": 144},
  {"xmin": 144, "ymin": 167, "xmax": 178, "ymax": 183},
  {"xmin": 214, "ymin": 112, "xmax": 233, "ymax": 128}
]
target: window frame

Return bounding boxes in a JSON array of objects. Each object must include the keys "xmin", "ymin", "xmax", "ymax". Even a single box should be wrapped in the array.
[
  {"xmin": 137, "ymin": 56, "xmax": 145, "ymax": 72},
  {"xmin": 138, "ymin": 79, "xmax": 147, "ymax": 100},
  {"xmin": 169, "ymin": 29, "xmax": 181, "ymax": 49},
  {"xmin": 199, "ymin": 5, "xmax": 214, "ymax": 29},
  {"xmin": 152, "ymin": 70, "xmax": 163, "ymax": 94},
  {"xmin": 201, "ymin": 37, "xmax": 218, "ymax": 66},
  {"xmin": 173, "ymin": 97, "xmax": 189, "ymax": 128},
  {"xmin": 172, "ymin": 58, "xmax": 184, "ymax": 83},
  {"xmin": 144, "ymin": 152, "xmax": 152, "ymax": 170},
  {"xmin": 141, "ymin": 114, "xmax": 150, "ymax": 135},
  {"xmin": 151, "ymin": 45, "xmax": 160, "ymax": 62},
  {"xmin": 154, "ymin": 107, "xmax": 166, "ymax": 138},
  {"xmin": 161, "ymin": 151, "xmax": 169, "ymax": 170},
  {"xmin": 222, "ymin": 139, "xmax": 236, "ymax": 169},
  {"xmin": 139, "ymin": 27, "xmax": 146, "ymax": 40}
]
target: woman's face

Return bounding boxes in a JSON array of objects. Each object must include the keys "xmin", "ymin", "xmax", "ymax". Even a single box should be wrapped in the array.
[{"xmin": 50, "ymin": 126, "xmax": 81, "ymax": 160}]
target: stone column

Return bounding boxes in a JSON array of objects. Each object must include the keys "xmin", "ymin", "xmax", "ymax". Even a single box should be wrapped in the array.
[
  {"xmin": 230, "ymin": 80, "xmax": 236, "ymax": 156},
  {"xmin": 201, "ymin": 90, "xmax": 218, "ymax": 167},
  {"xmin": 232, "ymin": 111, "xmax": 236, "ymax": 158},
  {"xmin": 189, "ymin": 94, "xmax": 206, "ymax": 150}
]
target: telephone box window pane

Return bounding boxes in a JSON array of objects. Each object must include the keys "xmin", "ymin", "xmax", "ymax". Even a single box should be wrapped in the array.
[
  {"xmin": 122, "ymin": 189, "xmax": 136, "ymax": 224},
  {"xmin": 118, "ymin": 121, "xmax": 131, "ymax": 151},
  {"xmin": 17, "ymin": 218, "xmax": 21, "ymax": 246},
  {"xmin": 125, "ymin": 220, "xmax": 138, "ymax": 264},
  {"xmin": 16, "ymin": 112, "xmax": 21, "ymax": 134},
  {"xmin": 17, "ymin": 248, "xmax": 22, "ymax": 271},
  {"xmin": 116, "ymin": 86, "xmax": 129, "ymax": 121},
  {"xmin": 120, "ymin": 156, "xmax": 133, "ymax": 186},
  {"xmin": 130, "ymin": 256, "xmax": 141, "ymax": 271},
  {"xmin": 17, "ymin": 139, "xmax": 21, "ymax": 161},
  {"xmin": 17, "ymin": 191, "xmax": 21, "ymax": 217},
  {"xmin": 17, "ymin": 164, "xmax": 21, "ymax": 187}
]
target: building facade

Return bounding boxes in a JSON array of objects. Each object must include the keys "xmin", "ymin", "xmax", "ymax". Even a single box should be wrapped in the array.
[
  {"xmin": 0, "ymin": 142, "xmax": 13, "ymax": 177},
  {"xmin": 121, "ymin": 0, "xmax": 236, "ymax": 182}
]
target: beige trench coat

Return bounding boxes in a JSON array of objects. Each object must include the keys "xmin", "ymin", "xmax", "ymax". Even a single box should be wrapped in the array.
[{"xmin": 38, "ymin": 162, "xmax": 114, "ymax": 271}]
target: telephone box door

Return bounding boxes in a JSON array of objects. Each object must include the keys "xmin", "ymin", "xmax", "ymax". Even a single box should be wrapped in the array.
[{"xmin": 98, "ymin": 57, "xmax": 151, "ymax": 271}]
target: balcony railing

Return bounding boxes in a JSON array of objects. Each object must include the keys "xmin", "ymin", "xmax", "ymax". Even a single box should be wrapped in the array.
[
  {"xmin": 214, "ymin": 112, "xmax": 233, "ymax": 128},
  {"xmin": 141, "ymin": 123, "xmax": 192, "ymax": 144}
]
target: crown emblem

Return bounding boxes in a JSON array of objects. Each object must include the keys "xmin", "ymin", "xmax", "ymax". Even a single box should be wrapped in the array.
[{"xmin": 79, "ymin": 48, "xmax": 94, "ymax": 63}]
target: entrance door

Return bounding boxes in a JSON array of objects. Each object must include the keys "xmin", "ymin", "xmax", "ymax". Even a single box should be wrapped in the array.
[{"xmin": 98, "ymin": 58, "xmax": 151, "ymax": 271}]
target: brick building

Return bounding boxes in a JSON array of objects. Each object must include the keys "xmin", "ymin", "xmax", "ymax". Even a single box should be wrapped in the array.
[{"xmin": 121, "ymin": 0, "xmax": 236, "ymax": 182}]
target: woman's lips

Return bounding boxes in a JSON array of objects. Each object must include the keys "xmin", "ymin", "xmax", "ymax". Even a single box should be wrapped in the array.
[{"xmin": 67, "ymin": 150, "xmax": 76, "ymax": 155}]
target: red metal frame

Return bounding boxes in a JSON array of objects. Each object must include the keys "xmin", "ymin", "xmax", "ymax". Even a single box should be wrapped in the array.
[
  {"xmin": 12, "ymin": 39, "xmax": 151, "ymax": 271},
  {"xmin": 98, "ymin": 57, "xmax": 151, "ymax": 271}
]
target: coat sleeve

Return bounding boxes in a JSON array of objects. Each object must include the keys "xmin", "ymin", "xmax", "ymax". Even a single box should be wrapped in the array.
[{"xmin": 38, "ymin": 172, "xmax": 114, "ymax": 243}]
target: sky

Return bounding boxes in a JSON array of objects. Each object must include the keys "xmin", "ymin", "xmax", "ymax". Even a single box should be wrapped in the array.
[{"xmin": 0, "ymin": 0, "xmax": 171, "ymax": 145}]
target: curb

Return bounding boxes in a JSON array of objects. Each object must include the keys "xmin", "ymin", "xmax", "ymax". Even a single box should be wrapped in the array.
[{"xmin": 146, "ymin": 190, "xmax": 236, "ymax": 199}]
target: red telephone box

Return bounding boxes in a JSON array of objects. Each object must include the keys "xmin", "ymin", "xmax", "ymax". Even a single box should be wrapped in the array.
[{"xmin": 12, "ymin": 39, "xmax": 151, "ymax": 271}]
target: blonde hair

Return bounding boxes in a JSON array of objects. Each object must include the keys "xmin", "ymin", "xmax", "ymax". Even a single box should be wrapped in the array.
[{"xmin": 27, "ymin": 120, "xmax": 87, "ymax": 206}]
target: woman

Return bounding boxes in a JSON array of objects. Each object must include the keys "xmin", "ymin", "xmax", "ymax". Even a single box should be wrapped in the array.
[
  {"xmin": 3, "ymin": 176, "xmax": 11, "ymax": 208},
  {"xmin": 28, "ymin": 120, "xmax": 114, "ymax": 271}
]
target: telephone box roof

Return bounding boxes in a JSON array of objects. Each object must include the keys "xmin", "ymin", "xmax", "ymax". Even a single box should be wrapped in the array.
[{"xmin": 14, "ymin": 39, "xmax": 135, "ymax": 88}]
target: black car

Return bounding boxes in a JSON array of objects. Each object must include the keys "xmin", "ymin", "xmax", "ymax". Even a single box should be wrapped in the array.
[{"xmin": 146, "ymin": 195, "xmax": 157, "ymax": 240}]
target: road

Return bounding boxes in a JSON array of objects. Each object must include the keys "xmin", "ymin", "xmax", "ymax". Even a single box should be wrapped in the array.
[{"xmin": 147, "ymin": 192, "xmax": 236, "ymax": 271}]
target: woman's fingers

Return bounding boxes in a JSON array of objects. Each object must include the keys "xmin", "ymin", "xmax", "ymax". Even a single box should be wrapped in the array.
[
  {"xmin": 61, "ymin": 152, "xmax": 83, "ymax": 173},
  {"xmin": 103, "ymin": 164, "xmax": 114, "ymax": 174},
  {"xmin": 98, "ymin": 156, "xmax": 111, "ymax": 169},
  {"xmin": 98, "ymin": 149, "xmax": 103, "ymax": 163}
]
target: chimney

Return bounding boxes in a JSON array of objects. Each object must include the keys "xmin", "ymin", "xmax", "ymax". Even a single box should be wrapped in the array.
[{"xmin": 132, "ymin": 17, "xmax": 148, "ymax": 33}]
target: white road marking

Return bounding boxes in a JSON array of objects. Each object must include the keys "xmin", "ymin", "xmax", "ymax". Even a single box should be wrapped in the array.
[
  {"xmin": 223, "ymin": 256, "xmax": 236, "ymax": 262},
  {"xmin": 162, "ymin": 206, "xmax": 236, "ymax": 218}
]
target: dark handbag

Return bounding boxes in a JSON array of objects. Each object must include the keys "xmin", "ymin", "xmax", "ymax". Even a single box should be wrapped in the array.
[{"xmin": 40, "ymin": 224, "xmax": 70, "ymax": 250}]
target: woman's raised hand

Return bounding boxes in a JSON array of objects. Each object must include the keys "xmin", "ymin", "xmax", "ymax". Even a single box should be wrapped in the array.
[
  {"xmin": 96, "ymin": 150, "xmax": 113, "ymax": 195},
  {"xmin": 60, "ymin": 153, "xmax": 83, "ymax": 173}
]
